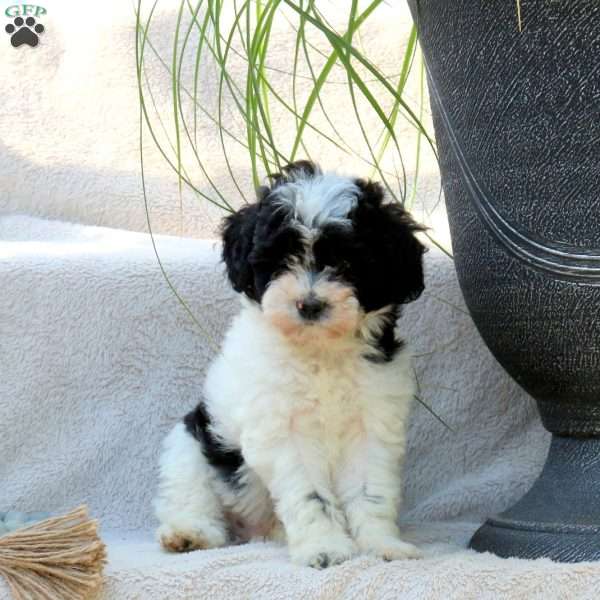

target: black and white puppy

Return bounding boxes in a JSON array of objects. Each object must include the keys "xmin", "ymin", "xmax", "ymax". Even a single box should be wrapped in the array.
[{"xmin": 154, "ymin": 161, "xmax": 426, "ymax": 568}]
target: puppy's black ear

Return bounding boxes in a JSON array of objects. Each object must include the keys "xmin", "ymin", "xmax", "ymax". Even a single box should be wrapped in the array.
[
  {"xmin": 221, "ymin": 203, "xmax": 260, "ymax": 300},
  {"xmin": 387, "ymin": 203, "xmax": 427, "ymax": 304},
  {"xmin": 354, "ymin": 179, "xmax": 427, "ymax": 305}
]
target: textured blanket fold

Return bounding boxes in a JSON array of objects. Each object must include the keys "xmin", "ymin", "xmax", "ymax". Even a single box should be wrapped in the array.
[{"xmin": 1, "ymin": 215, "xmax": 598, "ymax": 599}]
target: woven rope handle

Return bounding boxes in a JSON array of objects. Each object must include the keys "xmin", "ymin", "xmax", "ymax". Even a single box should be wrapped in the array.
[{"xmin": 0, "ymin": 506, "xmax": 106, "ymax": 600}]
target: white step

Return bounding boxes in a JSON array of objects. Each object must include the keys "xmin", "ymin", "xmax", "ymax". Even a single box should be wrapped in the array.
[{"xmin": 0, "ymin": 215, "xmax": 564, "ymax": 599}]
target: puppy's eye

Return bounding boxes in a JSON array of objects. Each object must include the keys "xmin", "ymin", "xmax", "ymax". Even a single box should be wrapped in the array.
[{"xmin": 338, "ymin": 260, "xmax": 351, "ymax": 271}]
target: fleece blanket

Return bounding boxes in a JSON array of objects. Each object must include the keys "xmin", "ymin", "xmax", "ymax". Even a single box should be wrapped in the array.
[{"xmin": 1, "ymin": 215, "xmax": 599, "ymax": 599}]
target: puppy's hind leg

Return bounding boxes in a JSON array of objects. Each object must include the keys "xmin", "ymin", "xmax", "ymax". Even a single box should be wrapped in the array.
[
  {"xmin": 154, "ymin": 419, "xmax": 228, "ymax": 552},
  {"xmin": 219, "ymin": 464, "xmax": 286, "ymax": 544}
]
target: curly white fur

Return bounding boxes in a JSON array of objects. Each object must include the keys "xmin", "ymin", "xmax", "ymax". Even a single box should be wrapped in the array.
[
  {"xmin": 155, "ymin": 299, "xmax": 420, "ymax": 566},
  {"xmin": 155, "ymin": 164, "xmax": 424, "ymax": 567}
]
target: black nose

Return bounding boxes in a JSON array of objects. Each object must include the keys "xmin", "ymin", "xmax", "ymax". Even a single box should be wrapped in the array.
[{"xmin": 296, "ymin": 296, "xmax": 327, "ymax": 321}]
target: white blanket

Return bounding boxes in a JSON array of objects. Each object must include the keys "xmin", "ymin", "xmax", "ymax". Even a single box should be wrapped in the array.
[{"xmin": 1, "ymin": 215, "xmax": 598, "ymax": 599}]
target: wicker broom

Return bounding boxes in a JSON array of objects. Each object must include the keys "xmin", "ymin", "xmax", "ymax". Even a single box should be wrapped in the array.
[{"xmin": 0, "ymin": 506, "xmax": 106, "ymax": 600}]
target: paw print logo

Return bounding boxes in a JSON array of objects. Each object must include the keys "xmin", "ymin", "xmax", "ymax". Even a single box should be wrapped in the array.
[{"xmin": 5, "ymin": 16, "xmax": 45, "ymax": 48}]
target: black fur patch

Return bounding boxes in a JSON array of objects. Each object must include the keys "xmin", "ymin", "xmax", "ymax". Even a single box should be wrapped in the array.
[
  {"xmin": 184, "ymin": 404, "xmax": 244, "ymax": 484},
  {"xmin": 221, "ymin": 204, "xmax": 261, "ymax": 299},
  {"xmin": 349, "ymin": 179, "xmax": 426, "ymax": 310},
  {"xmin": 363, "ymin": 307, "xmax": 405, "ymax": 364},
  {"xmin": 307, "ymin": 491, "xmax": 329, "ymax": 511},
  {"xmin": 221, "ymin": 192, "xmax": 305, "ymax": 302},
  {"xmin": 248, "ymin": 202, "xmax": 305, "ymax": 300},
  {"xmin": 312, "ymin": 182, "xmax": 425, "ymax": 362},
  {"xmin": 312, "ymin": 182, "xmax": 426, "ymax": 312},
  {"xmin": 306, "ymin": 491, "xmax": 341, "ymax": 526}
]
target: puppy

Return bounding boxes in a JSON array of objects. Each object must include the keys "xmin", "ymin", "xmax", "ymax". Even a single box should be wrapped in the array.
[{"xmin": 154, "ymin": 161, "xmax": 426, "ymax": 568}]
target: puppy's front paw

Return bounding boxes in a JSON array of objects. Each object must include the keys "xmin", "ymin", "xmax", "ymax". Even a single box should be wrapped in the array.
[
  {"xmin": 358, "ymin": 535, "xmax": 423, "ymax": 561},
  {"xmin": 157, "ymin": 520, "xmax": 227, "ymax": 553},
  {"xmin": 291, "ymin": 534, "xmax": 357, "ymax": 569}
]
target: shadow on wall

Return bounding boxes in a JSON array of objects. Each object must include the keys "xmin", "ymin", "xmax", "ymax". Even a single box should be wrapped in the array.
[
  {"xmin": 0, "ymin": 138, "xmax": 231, "ymax": 238},
  {"xmin": 0, "ymin": 136, "xmax": 447, "ymax": 245}
]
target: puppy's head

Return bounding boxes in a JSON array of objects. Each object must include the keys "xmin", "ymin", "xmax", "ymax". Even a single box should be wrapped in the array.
[{"xmin": 222, "ymin": 161, "xmax": 426, "ymax": 348}]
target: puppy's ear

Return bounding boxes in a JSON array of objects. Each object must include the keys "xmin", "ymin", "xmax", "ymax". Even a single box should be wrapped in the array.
[
  {"xmin": 354, "ymin": 179, "xmax": 427, "ymax": 305},
  {"xmin": 221, "ymin": 203, "xmax": 260, "ymax": 300},
  {"xmin": 386, "ymin": 203, "xmax": 427, "ymax": 304}
]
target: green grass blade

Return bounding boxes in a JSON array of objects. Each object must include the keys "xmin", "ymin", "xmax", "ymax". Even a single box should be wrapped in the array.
[
  {"xmin": 172, "ymin": 1, "xmax": 185, "ymax": 201},
  {"xmin": 289, "ymin": 0, "xmax": 383, "ymax": 161},
  {"xmin": 370, "ymin": 24, "xmax": 418, "ymax": 180},
  {"xmin": 136, "ymin": 3, "xmax": 232, "ymax": 210},
  {"xmin": 136, "ymin": 0, "xmax": 220, "ymax": 347},
  {"xmin": 283, "ymin": 0, "xmax": 438, "ymax": 161}
]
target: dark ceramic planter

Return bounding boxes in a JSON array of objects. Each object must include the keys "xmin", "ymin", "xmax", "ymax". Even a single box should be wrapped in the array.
[{"xmin": 408, "ymin": 0, "xmax": 600, "ymax": 561}]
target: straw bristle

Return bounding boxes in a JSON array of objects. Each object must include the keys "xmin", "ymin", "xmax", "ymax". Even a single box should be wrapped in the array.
[{"xmin": 0, "ymin": 506, "xmax": 106, "ymax": 600}]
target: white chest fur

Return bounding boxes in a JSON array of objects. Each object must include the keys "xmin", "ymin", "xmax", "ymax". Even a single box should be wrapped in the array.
[
  {"xmin": 287, "ymin": 351, "xmax": 368, "ymax": 470},
  {"xmin": 204, "ymin": 304, "xmax": 414, "ymax": 479}
]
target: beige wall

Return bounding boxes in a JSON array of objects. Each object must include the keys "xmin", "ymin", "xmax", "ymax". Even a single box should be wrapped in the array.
[{"xmin": 0, "ymin": 1, "xmax": 448, "ymax": 248}]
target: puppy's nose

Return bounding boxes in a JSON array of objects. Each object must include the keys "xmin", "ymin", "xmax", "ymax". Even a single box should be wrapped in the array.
[{"xmin": 296, "ymin": 296, "xmax": 327, "ymax": 321}]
